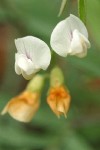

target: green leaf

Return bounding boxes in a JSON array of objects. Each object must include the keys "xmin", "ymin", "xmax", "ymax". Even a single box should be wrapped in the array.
[
  {"xmin": 78, "ymin": 0, "xmax": 86, "ymax": 23},
  {"xmin": 58, "ymin": 0, "xmax": 67, "ymax": 17},
  {"xmin": 67, "ymin": 48, "xmax": 100, "ymax": 77},
  {"xmin": 62, "ymin": 130, "xmax": 93, "ymax": 150}
]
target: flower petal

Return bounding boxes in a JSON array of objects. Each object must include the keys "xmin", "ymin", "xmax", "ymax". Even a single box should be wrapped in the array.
[
  {"xmin": 15, "ymin": 62, "xmax": 21, "ymax": 75},
  {"xmin": 50, "ymin": 18, "xmax": 71, "ymax": 57},
  {"xmin": 69, "ymin": 14, "xmax": 88, "ymax": 38},
  {"xmin": 69, "ymin": 30, "xmax": 90, "ymax": 57},
  {"xmin": 15, "ymin": 53, "xmax": 35, "ymax": 73},
  {"xmin": 21, "ymin": 71, "xmax": 34, "ymax": 80},
  {"xmin": 1, "ymin": 91, "xmax": 40, "ymax": 122},
  {"xmin": 15, "ymin": 36, "xmax": 51, "ymax": 70},
  {"xmin": 15, "ymin": 39, "xmax": 26, "ymax": 54},
  {"xmin": 50, "ymin": 14, "xmax": 90, "ymax": 57}
]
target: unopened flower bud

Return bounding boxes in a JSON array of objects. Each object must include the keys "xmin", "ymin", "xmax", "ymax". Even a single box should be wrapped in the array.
[
  {"xmin": 1, "ymin": 74, "xmax": 44, "ymax": 122},
  {"xmin": 47, "ymin": 86, "xmax": 70, "ymax": 118},
  {"xmin": 26, "ymin": 74, "xmax": 45, "ymax": 92},
  {"xmin": 50, "ymin": 67, "xmax": 64, "ymax": 87},
  {"xmin": 47, "ymin": 67, "xmax": 71, "ymax": 118},
  {"xmin": 1, "ymin": 91, "xmax": 40, "ymax": 122}
]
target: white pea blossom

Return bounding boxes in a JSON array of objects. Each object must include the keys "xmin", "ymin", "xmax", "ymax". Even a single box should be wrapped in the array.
[
  {"xmin": 15, "ymin": 36, "xmax": 51, "ymax": 80},
  {"xmin": 50, "ymin": 14, "xmax": 91, "ymax": 58}
]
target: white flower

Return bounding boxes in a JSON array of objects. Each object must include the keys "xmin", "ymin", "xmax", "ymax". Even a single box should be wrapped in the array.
[
  {"xmin": 50, "ymin": 14, "xmax": 91, "ymax": 58},
  {"xmin": 15, "ymin": 36, "xmax": 51, "ymax": 80}
]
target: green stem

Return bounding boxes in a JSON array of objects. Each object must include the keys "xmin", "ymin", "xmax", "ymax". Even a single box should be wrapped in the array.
[{"xmin": 78, "ymin": 0, "xmax": 86, "ymax": 24}]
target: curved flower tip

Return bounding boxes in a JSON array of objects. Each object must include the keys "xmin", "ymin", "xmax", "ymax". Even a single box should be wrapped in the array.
[
  {"xmin": 50, "ymin": 14, "xmax": 91, "ymax": 58},
  {"xmin": 47, "ymin": 86, "xmax": 71, "ymax": 118},
  {"xmin": 1, "ymin": 91, "xmax": 40, "ymax": 122},
  {"xmin": 15, "ymin": 36, "xmax": 51, "ymax": 80}
]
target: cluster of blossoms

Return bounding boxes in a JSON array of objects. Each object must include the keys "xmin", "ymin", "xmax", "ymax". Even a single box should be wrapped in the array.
[{"xmin": 1, "ymin": 14, "xmax": 90, "ymax": 122}]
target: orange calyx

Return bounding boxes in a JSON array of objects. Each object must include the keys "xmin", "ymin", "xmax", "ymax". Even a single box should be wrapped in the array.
[
  {"xmin": 1, "ymin": 91, "xmax": 40, "ymax": 122},
  {"xmin": 48, "ymin": 86, "xmax": 69, "ymax": 100},
  {"xmin": 16, "ymin": 91, "xmax": 40, "ymax": 105},
  {"xmin": 47, "ymin": 86, "xmax": 71, "ymax": 117}
]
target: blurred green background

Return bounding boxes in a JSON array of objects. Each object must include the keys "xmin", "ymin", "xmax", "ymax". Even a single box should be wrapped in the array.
[{"xmin": 0, "ymin": 0, "xmax": 100, "ymax": 150}]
